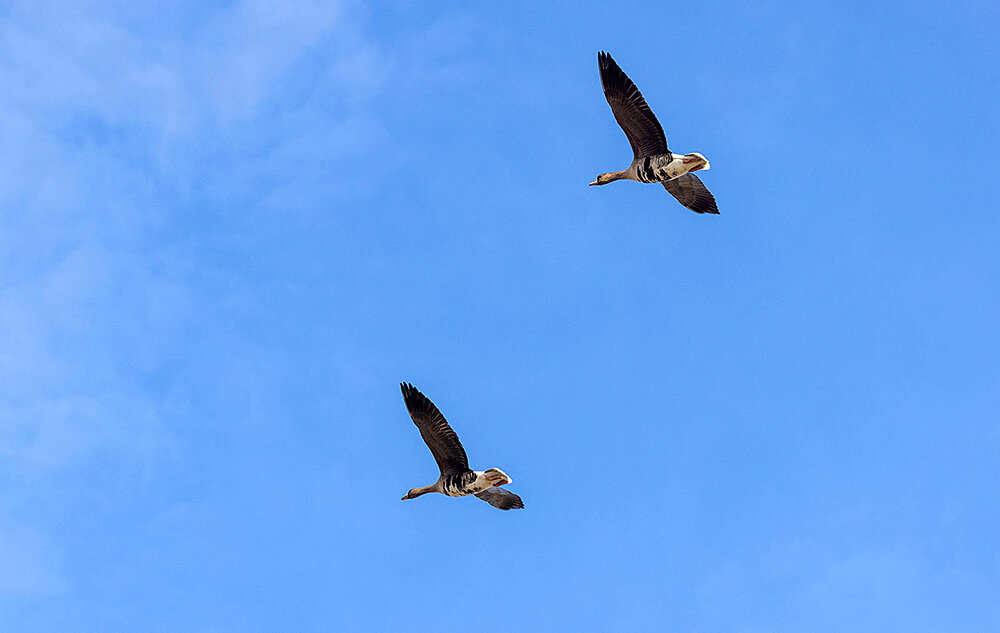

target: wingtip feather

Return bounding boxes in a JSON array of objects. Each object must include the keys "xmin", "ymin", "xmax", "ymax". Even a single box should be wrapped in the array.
[{"xmin": 400, "ymin": 382, "xmax": 424, "ymax": 409}]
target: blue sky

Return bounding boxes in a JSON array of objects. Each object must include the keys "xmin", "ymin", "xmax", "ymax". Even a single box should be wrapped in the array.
[{"xmin": 1, "ymin": 1, "xmax": 998, "ymax": 630}]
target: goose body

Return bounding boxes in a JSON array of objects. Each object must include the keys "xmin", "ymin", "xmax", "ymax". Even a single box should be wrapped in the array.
[
  {"xmin": 400, "ymin": 383, "xmax": 524, "ymax": 511},
  {"xmin": 418, "ymin": 468, "xmax": 514, "ymax": 497},
  {"xmin": 622, "ymin": 152, "xmax": 711, "ymax": 184},
  {"xmin": 591, "ymin": 51, "xmax": 720, "ymax": 215}
]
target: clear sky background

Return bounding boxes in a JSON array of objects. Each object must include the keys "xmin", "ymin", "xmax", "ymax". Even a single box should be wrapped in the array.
[{"xmin": 2, "ymin": 1, "xmax": 998, "ymax": 631}]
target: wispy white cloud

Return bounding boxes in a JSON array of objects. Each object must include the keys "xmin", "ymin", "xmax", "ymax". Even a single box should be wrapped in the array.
[
  {"xmin": 188, "ymin": 0, "xmax": 346, "ymax": 123},
  {"xmin": 0, "ymin": 2, "xmax": 486, "ymax": 617},
  {"xmin": 0, "ymin": 0, "xmax": 407, "ymax": 606},
  {"xmin": 0, "ymin": 0, "xmax": 391, "ymax": 458}
]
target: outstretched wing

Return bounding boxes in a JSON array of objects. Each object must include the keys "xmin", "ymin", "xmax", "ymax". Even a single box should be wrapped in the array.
[
  {"xmin": 400, "ymin": 383, "xmax": 470, "ymax": 475},
  {"xmin": 475, "ymin": 487, "xmax": 524, "ymax": 511},
  {"xmin": 598, "ymin": 51, "xmax": 669, "ymax": 159},
  {"xmin": 663, "ymin": 174, "xmax": 719, "ymax": 214}
]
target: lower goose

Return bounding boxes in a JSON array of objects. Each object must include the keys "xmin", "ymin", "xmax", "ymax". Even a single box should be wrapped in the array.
[{"xmin": 400, "ymin": 383, "xmax": 524, "ymax": 511}]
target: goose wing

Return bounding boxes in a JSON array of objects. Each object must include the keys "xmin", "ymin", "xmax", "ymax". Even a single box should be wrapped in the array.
[
  {"xmin": 475, "ymin": 487, "xmax": 524, "ymax": 511},
  {"xmin": 663, "ymin": 174, "xmax": 719, "ymax": 214},
  {"xmin": 598, "ymin": 51, "xmax": 668, "ymax": 159},
  {"xmin": 400, "ymin": 383, "xmax": 470, "ymax": 476}
]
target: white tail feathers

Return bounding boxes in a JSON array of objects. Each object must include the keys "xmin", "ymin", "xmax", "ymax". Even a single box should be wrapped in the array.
[
  {"xmin": 688, "ymin": 152, "xmax": 710, "ymax": 171},
  {"xmin": 484, "ymin": 468, "xmax": 512, "ymax": 486}
]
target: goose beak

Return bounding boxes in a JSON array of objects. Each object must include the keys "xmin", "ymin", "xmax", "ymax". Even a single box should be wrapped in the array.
[
  {"xmin": 401, "ymin": 494, "xmax": 409, "ymax": 500},
  {"xmin": 588, "ymin": 178, "xmax": 599, "ymax": 186}
]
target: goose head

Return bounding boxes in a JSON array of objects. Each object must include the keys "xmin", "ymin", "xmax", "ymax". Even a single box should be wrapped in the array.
[
  {"xmin": 401, "ymin": 486, "xmax": 434, "ymax": 500},
  {"xmin": 589, "ymin": 171, "xmax": 627, "ymax": 186},
  {"xmin": 681, "ymin": 152, "xmax": 710, "ymax": 172}
]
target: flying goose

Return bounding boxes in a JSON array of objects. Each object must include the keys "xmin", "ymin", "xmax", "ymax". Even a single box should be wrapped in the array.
[
  {"xmin": 400, "ymin": 383, "xmax": 524, "ymax": 511},
  {"xmin": 590, "ymin": 51, "xmax": 720, "ymax": 214}
]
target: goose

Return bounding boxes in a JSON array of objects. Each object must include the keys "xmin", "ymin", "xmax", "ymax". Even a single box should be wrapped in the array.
[
  {"xmin": 590, "ymin": 51, "xmax": 720, "ymax": 214},
  {"xmin": 399, "ymin": 383, "xmax": 524, "ymax": 511}
]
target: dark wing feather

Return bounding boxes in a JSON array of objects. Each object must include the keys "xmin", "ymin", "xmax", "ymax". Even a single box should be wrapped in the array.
[
  {"xmin": 598, "ymin": 51, "xmax": 668, "ymax": 159},
  {"xmin": 475, "ymin": 487, "xmax": 524, "ymax": 511},
  {"xmin": 663, "ymin": 174, "xmax": 720, "ymax": 214},
  {"xmin": 400, "ymin": 383, "xmax": 470, "ymax": 475}
]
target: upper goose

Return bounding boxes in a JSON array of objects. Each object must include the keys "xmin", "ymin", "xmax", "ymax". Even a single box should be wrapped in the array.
[
  {"xmin": 400, "ymin": 383, "xmax": 524, "ymax": 511},
  {"xmin": 590, "ymin": 51, "xmax": 719, "ymax": 215}
]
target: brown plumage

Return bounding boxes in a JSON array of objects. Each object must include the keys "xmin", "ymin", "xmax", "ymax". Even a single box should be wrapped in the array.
[
  {"xmin": 598, "ymin": 50, "xmax": 668, "ymax": 159},
  {"xmin": 401, "ymin": 382, "xmax": 469, "ymax": 476},
  {"xmin": 663, "ymin": 174, "xmax": 719, "ymax": 215},
  {"xmin": 400, "ymin": 383, "xmax": 524, "ymax": 511},
  {"xmin": 475, "ymin": 487, "xmax": 525, "ymax": 511}
]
